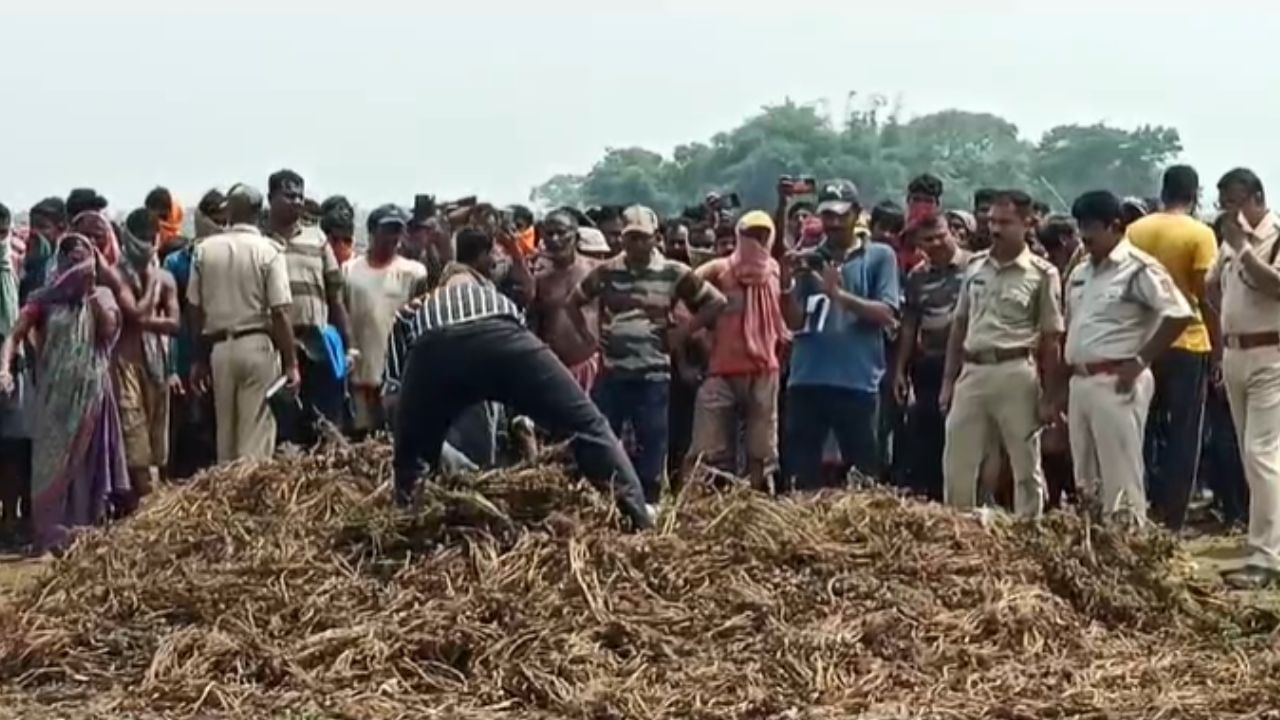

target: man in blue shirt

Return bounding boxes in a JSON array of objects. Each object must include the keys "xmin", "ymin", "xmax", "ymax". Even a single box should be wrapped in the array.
[{"xmin": 782, "ymin": 180, "xmax": 900, "ymax": 490}]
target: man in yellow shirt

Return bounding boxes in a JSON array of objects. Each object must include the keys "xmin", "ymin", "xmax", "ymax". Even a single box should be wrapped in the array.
[{"xmin": 1125, "ymin": 165, "xmax": 1217, "ymax": 530}]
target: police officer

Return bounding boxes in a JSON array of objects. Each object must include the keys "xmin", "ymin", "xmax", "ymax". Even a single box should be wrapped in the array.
[
  {"xmin": 188, "ymin": 184, "xmax": 299, "ymax": 461},
  {"xmin": 940, "ymin": 190, "xmax": 1064, "ymax": 518},
  {"xmin": 1061, "ymin": 191, "xmax": 1192, "ymax": 525},
  {"xmin": 1212, "ymin": 168, "xmax": 1280, "ymax": 589}
]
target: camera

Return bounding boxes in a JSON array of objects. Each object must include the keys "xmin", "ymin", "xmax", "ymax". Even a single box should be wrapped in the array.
[
  {"xmin": 780, "ymin": 175, "xmax": 818, "ymax": 196},
  {"xmin": 797, "ymin": 251, "xmax": 827, "ymax": 272},
  {"xmin": 791, "ymin": 177, "xmax": 817, "ymax": 194},
  {"xmin": 708, "ymin": 192, "xmax": 741, "ymax": 210}
]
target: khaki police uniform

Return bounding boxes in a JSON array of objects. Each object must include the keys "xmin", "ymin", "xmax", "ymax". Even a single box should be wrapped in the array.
[
  {"xmin": 944, "ymin": 247, "xmax": 1063, "ymax": 517},
  {"xmin": 1212, "ymin": 210, "xmax": 1280, "ymax": 570},
  {"xmin": 188, "ymin": 223, "xmax": 292, "ymax": 462},
  {"xmin": 1064, "ymin": 240, "xmax": 1192, "ymax": 524}
]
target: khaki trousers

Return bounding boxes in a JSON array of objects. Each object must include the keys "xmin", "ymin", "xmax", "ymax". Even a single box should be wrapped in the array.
[
  {"xmin": 1068, "ymin": 370, "xmax": 1154, "ymax": 524},
  {"xmin": 211, "ymin": 333, "xmax": 280, "ymax": 462},
  {"xmin": 687, "ymin": 373, "xmax": 780, "ymax": 472},
  {"xmin": 1223, "ymin": 346, "xmax": 1280, "ymax": 570},
  {"xmin": 944, "ymin": 358, "xmax": 1045, "ymax": 518}
]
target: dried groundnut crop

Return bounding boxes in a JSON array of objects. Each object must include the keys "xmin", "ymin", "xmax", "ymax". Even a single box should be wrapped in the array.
[{"xmin": 2, "ymin": 440, "xmax": 1279, "ymax": 719}]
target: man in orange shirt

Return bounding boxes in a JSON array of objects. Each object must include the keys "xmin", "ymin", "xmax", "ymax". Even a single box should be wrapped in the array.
[{"xmin": 1126, "ymin": 165, "xmax": 1217, "ymax": 531}]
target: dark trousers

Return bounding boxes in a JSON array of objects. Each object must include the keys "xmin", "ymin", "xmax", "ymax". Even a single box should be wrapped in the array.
[
  {"xmin": 594, "ymin": 375, "xmax": 670, "ymax": 504},
  {"xmin": 878, "ymin": 375, "xmax": 908, "ymax": 486},
  {"xmin": 783, "ymin": 385, "xmax": 878, "ymax": 491},
  {"xmin": 1201, "ymin": 381, "xmax": 1249, "ymax": 525},
  {"xmin": 1144, "ymin": 349, "xmax": 1208, "ymax": 529},
  {"xmin": 666, "ymin": 375, "xmax": 698, "ymax": 493},
  {"xmin": 906, "ymin": 355, "xmax": 946, "ymax": 501},
  {"xmin": 169, "ymin": 389, "xmax": 216, "ymax": 481},
  {"xmin": 0, "ymin": 438, "xmax": 31, "ymax": 540},
  {"xmin": 393, "ymin": 318, "xmax": 650, "ymax": 528},
  {"xmin": 279, "ymin": 347, "xmax": 347, "ymax": 447}
]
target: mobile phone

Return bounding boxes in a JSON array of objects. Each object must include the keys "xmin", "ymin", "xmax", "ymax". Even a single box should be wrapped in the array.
[
  {"xmin": 791, "ymin": 177, "xmax": 817, "ymax": 195},
  {"xmin": 413, "ymin": 194, "xmax": 437, "ymax": 220}
]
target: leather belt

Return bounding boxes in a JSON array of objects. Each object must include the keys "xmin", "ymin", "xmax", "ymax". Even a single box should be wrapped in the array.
[
  {"xmin": 1073, "ymin": 359, "xmax": 1129, "ymax": 377},
  {"xmin": 205, "ymin": 327, "xmax": 269, "ymax": 346},
  {"xmin": 964, "ymin": 347, "xmax": 1032, "ymax": 365},
  {"xmin": 1225, "ymin": 332, "xmax": 1280, "ymax": 350}
]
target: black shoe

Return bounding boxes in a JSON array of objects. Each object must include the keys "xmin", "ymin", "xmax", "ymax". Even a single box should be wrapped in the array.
[{"xmin": 1223, "ymin": 564, "xmax": 1280, "ymax": 590}]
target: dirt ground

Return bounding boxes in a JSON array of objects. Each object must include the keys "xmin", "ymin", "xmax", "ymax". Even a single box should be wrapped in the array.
[{"xmin": 0, "ymin": 552, "xmax": 47, "ymax": 598}]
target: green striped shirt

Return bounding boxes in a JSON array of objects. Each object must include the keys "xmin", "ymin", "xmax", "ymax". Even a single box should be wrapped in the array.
[{"xmin": 578, "ymin": 252, "xmax": 716, "ymax": 381}]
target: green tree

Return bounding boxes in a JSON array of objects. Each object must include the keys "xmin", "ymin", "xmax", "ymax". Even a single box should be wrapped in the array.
[
  {"xmin": 1033, "ymin": 124, "xmax": 1183, "ymax": 208},
  {"xmin": 529, "ymin": 94, "xmax": 1183, "ymax": 217},
  {"xmin": 529, "ymin": 173, "xmax": 586, "ymax": 209}
]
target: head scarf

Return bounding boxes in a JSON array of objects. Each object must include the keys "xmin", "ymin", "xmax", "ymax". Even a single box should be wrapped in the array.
[
  {"xmin": 798, "ymin": 216, "xmax": 824, "ymax": 249},
  {"xmin": 71, "ymin": 211, "xmax": 120, "ymax": 266},
  {"xmin": 0, "ymin": 228, "xmax": 22, "ymax": 336},
  {"xmin": 946, "ymin": 210, "xmax": 977, "ymax": 235},
  {"xmin": 730, "ymin": 210, "xmax": 786, "ymax": 366},
  {"xmin": 158, "ymin": 201, "xmax": 184, "ymax": 248},
  {"xmin": 514, "ymin": 226, "xmax": 537, "ymax": 257},
  {"xmin": 6, "ymin": 226, "xmax": 27, "ymax": 269},
  {"xmin": 27, "ymin": 234, "xmax": 95, "ymax": 309},
  {"xmin": 119, "ymin": 222, "xmax": 168, "ymax": 383},
  {"xmin": 120, "ymin": 220, "xmax": 156, "ymax": 287}
]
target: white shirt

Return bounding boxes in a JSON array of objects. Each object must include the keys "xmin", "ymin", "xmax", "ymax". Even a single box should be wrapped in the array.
[
  {"xmin": 342, "ymin": 255, "xmax": 428, "ymax": 387},
  {"xmin": 1064, "ymin": 240, "xmax": 1192, "ymax": 366},
  {"xmin": 1211, "ymin": 210, "xmax": 1280, "ymax": 335}
]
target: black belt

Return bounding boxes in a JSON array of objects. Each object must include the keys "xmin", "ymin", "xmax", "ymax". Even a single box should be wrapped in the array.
[
  {"xmin": 205, "ymin": 327, "xmax": 268, "ymax": 345},
  {"xmin": 964, "ymin": 347, "xmax": 1033, "ymax": 365},
  {"xmin": 1225, "ymin": 332, "xmax": 1280, "ymax": 350}
]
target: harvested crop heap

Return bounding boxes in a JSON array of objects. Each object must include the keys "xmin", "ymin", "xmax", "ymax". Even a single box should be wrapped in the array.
[{"xmin": 2, "ymin": 441, "xmax": 1280, "ymax": 720}]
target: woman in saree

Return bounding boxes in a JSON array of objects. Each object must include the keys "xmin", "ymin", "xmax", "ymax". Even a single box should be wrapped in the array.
[{"xmin": 0, "ymin": 234, "xmax": 130, "ymax": 553}]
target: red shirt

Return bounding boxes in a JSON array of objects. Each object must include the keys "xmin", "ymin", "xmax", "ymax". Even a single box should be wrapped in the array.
[{"xmin": 695, "ymin": 258, "xmax": 782, "ymax": 376}]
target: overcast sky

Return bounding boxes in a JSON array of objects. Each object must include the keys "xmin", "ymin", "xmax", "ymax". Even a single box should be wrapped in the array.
[{"xmin": 1, "ymin": 1, "xmax": 1277, "ymax": 213}]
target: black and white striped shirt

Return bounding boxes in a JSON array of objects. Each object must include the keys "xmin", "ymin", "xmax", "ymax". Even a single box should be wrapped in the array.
[{"xmin": 382, "ymin": 279, "xmax": 523, "ymax": 395}]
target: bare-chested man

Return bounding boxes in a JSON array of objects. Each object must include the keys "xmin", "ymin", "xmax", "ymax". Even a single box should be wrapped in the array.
[
  {"xmin": 532, "ymin": 209, "xmax": 601, "ymax": 391},
  {"xmin": 112, "ymin": 209, "xmax": 181, "ymax": 498}
]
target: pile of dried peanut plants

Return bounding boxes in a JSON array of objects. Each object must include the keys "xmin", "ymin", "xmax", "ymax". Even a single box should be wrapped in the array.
[{"xmin": 2, "ymin": 439, "xmax": 1280, "ymax": 720}]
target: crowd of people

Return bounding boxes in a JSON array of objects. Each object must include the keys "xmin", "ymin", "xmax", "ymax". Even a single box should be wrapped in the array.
[{"xmin": 0, "ymin": 164, "xmax": 1277, "ymax": 589}]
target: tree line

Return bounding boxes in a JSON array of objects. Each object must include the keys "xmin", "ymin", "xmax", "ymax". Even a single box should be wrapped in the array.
[{"xmin": 530, "ymin": 93, "xmax": 1184, "ymax": 216}]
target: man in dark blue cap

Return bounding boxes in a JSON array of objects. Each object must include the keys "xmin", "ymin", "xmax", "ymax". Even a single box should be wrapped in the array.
[{"xmin": 781, "ymin": 180, "xmax": 901, "ymax": 491}]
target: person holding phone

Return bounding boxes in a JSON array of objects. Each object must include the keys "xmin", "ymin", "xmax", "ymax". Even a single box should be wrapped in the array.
[{"xmin": 781, "ymin": 180, "xmax": 900, "ymax": 491}]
